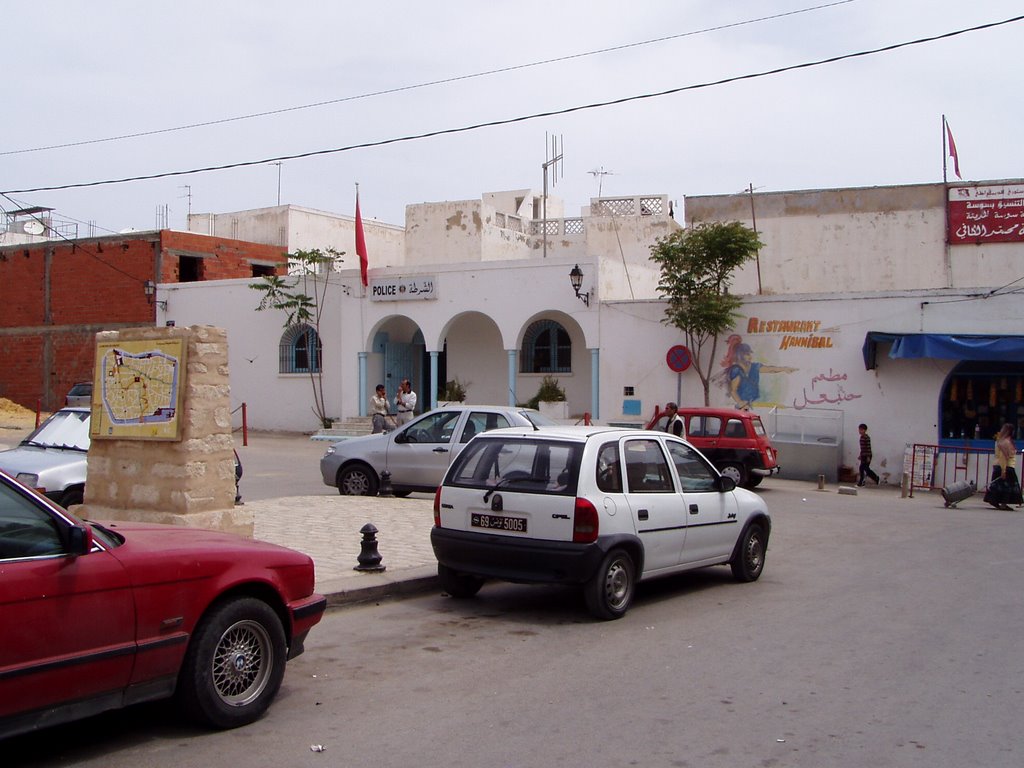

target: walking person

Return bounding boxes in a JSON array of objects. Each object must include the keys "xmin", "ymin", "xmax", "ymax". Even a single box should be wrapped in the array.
[
  {"xmin": 857, "ymin": 423, "xmax": 880, "ymax": 486},
  {"xmin": 983, "ymin": 423, "xmax": 1023, "ymax": 511},
  {"xmin": 395, "ymin": 379, "xmax": 418, "ymax": 426},
  {"xmin": 663, "ymin": 402, "xmax": 684, "ymax": 437},
  {"xmin": 370, "ymin": 384, "xmax": 390, "ymax": 434}
]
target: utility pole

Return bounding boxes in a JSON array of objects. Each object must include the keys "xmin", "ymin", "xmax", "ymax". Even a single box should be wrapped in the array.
[
  {"xmin": 179, "ymin": 185, "xmax": 192, "ymax": 227},
  {"xmin": 746, "ymin": 182, "xmax": 763, "ymax": 295},
  {"xmin": 541, "ymin": 134, "xmax": 563, "ymax": 259},
  {"xmin": 272, "ymin": 162, "xmax": 283, "ymax": 206}
]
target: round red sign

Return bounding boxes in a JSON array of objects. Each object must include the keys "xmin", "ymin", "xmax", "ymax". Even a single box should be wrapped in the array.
[{"xmin": 666, "ymin": 345, "xmax": 692, "ymax": 373}]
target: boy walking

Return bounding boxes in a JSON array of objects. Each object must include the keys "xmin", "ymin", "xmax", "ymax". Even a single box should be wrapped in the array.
[{"xmin": 857, "ymin": 423, "xmax": 880, "ymax": 486}]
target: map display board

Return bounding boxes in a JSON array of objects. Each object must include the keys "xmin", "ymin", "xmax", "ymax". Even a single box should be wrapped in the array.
[{"xmin": 90, "ymin": 338, "xmax": 186, "ymax": 440}]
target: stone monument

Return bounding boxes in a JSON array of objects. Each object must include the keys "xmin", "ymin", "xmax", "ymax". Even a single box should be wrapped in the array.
[{"xmin": 78, "ymin": 325, "xmax": 252, "ymax": 536}]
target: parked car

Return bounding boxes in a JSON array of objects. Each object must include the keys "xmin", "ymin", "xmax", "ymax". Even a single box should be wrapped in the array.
[
  {"xmin": 65, "ymin": 381, "xmax": 93, "ymax": 407},
  {"xmin": 0, "ymin": 407, "xmax": 90, "ymax": 507},
  {"xmin": 0, "ymin": 407, "xmax": 244, "ymax": 509},
  {"xmin": 647, "ymin": 407, "xmax": 779, "ymax": 488},
  {"xmin": 430, "ymin": 425, "xmax": 771, "ymax": 620},
  {"xmin": 0, "ymin": 469, "xmax": 326, "ymax": 739},
  {"xmin": 320, "ymin": 404, "xmax": 558, "ymax": 496}
]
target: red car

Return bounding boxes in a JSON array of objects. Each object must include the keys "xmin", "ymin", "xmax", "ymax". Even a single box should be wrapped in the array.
[
  {"xmin": 0, "ymin": 470, "xmax": 326, "ymax": 739},
  {"xmin": 647, "ymin": 407, "xmax": 780, "ymax": 488}
]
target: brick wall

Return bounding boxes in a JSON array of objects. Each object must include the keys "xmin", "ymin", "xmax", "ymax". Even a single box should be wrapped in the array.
[{"xmin": 0, "ymin": 231, "xmax": 288, "ymax": 411}]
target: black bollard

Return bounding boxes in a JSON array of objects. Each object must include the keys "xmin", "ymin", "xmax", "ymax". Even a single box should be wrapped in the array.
[
  {"xmin": 378, "ymin": 470, "xmax": 394, "ymax": 497},
  {"xmin": 354, "ymin": 523, "xmax": 386, "ymax": 572}
]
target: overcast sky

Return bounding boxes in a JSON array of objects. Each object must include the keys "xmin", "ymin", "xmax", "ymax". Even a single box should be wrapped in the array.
[{"xmin": 2, "ymin": 0, "xmax": 1022, "ymax": 237}]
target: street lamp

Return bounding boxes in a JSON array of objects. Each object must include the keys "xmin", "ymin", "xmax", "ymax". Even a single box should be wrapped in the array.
[{"xmin": 568, "ymin": 264, "xmax": 590, "ymax": 307}]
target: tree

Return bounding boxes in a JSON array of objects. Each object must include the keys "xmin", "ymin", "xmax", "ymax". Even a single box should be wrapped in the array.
[
  {"xmin": 649, "ymin": 221, "xmax": 761, "ymax": 405},
  {"xmin": 250, "ymin": 247, "xmax": 343, "ymax": 427}
]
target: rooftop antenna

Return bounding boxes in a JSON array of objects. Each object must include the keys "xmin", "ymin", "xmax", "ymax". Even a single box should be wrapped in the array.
[
  {"xmin": 588, "ymin": 167, "xmax": 615, "ymax": 197},
  {"xmin": 541, "ymin": 133, "xmax": 563, "ymax": 259}
]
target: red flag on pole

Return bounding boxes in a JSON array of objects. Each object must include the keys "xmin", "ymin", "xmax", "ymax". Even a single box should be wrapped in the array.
[
  {"xmin": 356, "ymin": 191, "xmax": 368, "ymax": 286},
  {"xmin": 945, "ymin": 120, "xmax": 962, "ymax": 180}
]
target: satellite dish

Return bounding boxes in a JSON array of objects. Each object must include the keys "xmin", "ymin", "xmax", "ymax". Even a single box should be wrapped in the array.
[{"xmin": 22, "ymin": 220, "xmax": 44, "ymax": 235}]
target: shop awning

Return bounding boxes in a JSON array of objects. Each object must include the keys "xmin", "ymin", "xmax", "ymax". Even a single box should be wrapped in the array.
[{"xmin": 863, "ymin": 332, "xmax": 1024, "ymax": 369}]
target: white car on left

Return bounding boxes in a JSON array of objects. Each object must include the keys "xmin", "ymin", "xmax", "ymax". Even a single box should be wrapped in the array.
[
  {"xmin": 0, "ymin": 407, "xmax": 90, "ymax": 507},
  {"xmin": 320, "ymin": 404, "xmax": 558, "ymax": 496}
]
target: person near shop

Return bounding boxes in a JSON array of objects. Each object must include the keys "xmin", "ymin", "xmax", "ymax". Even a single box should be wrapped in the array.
[
  {"xmin": 370, "ymin": 384, "xmax": 390, "ymax": 434},
  {"xmin": 983, "ymin": 423, "xmax": 1023, "ymax": 511},
  {"xmin": 857, "ymin": 423, "xmax": 880, "ymax": 486},
  {"xmin": 663, "ymin": 402, "xmax": 684, "ymax": 437},
  {"xmin": 396, "ymin": 379, "xmax": 418, "ymax": 425}
]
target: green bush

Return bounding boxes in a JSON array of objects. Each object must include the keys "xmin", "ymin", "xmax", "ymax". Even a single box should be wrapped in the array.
[
  {"xmin": 441, "ymin": 378, "xmax": 468, "ymax": 402},
  {"xmin": 526, "ymin": 376, "xmax": 566, "ymax": 409}
]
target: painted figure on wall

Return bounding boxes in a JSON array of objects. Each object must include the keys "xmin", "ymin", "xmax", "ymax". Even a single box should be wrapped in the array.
[{"xmin": 718, "ymin": 334, "xmax": 797, "ymax": 409}]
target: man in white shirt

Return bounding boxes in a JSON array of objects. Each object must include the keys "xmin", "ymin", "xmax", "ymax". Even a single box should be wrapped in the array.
[
  {"xmin": 370, "ymin": 384, "xmax": 390, "ymax": 433},
  {"xmin": 664, "ymin": 402, "xmax": 684, "ymax": 437},
  {"xmin": 396, "ymin": 379, "xmax": 418, "ymax": 425}
]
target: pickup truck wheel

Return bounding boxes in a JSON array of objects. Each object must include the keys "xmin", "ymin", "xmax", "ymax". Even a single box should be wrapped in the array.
[
  {"xmin": 584, "ymin": 549, "xmax": 635, "ymax": 620},
  {"xmin": 438, "ymin": 564, "xmax": 484, "ymax": 598},
  {"xmin": 744, "ymin": 474, "xmax": 764, "ymax": 489},
  {"xmin": 731, "ymin": 522, "xmax": 766, "ymax": 582},
  {"xmin": 176, "ymin": 597, "xmax": 287, "ymax": 729},
  {"xmin": 338, "ymin": 464, "xmax": 379, "ymax": 496}
]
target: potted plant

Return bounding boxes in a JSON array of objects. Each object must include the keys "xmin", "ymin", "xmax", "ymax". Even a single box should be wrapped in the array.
[{"xmin": 528, "ymin": 376, "xmax": 568, "ymax": 419}]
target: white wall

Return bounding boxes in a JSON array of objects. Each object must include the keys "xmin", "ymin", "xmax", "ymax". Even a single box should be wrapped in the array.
[
  {"xmin": 687, "ymin": 184, "xmax": 956, "ymax": 295},
  {"xmin": 159, "ymin": 278, "xmax": 345, "ymax": 432},
  {"xmin": 597, "ymin": 289, "xmax": 1021, "ymax": 481},
  {"xmin": 188, "ymin": 204, "xmax": 405, "ymax": 270}
]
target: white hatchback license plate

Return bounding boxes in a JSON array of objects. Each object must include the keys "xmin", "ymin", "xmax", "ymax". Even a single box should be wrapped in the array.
[{"xmin": 471, "ymin": 513, "xmax": 527, "ymax": 533}]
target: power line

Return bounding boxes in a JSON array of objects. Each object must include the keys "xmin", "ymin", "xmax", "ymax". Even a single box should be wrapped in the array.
[
  {"xmin": 4, "ymin": 13, "xmax": 1021, "ymax": 197},
  {"xmin": 0, "ymin": 1, "xmax": 858, "ymax": 157}
]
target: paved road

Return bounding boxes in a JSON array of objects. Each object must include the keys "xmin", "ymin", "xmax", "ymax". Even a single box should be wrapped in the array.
[{"xmin": 7, "ymin": 478, "xmax": 1023, "ymax": 767}]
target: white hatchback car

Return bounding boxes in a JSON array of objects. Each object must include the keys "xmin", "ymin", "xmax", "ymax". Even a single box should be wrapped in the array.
[{"xmin": 430, "ymin": 426, "xmax": 771, "ymax": 619}]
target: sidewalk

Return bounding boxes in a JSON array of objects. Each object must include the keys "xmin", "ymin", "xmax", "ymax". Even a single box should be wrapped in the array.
[{"xmin": 250, "ymin": 493, "xmax": 440, "ymax": 607}]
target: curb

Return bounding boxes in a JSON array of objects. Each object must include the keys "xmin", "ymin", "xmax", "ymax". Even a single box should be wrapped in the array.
[{"xmin": 319, "ymin": 565, "xmax": 439, "ymax": 609}]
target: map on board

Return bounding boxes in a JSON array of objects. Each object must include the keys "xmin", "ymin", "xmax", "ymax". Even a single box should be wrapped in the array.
[{"xmin": 91, "ymin": 338, "xmax": 186, "ymax": 440}]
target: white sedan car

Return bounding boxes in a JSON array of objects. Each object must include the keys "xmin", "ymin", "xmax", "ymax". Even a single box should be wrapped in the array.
[
  {"xmin": 320, "ymin": 404, "xmax": 557, "ymax": 496},
  {"xmin": 430, "ymin": 426, "xmax": 772, "ymax": 619}
]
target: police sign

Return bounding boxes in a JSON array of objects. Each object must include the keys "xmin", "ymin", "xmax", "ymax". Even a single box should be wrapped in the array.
[{"xmin": 369, "ymin": 276, "xmax": 437, "ymax": 301}]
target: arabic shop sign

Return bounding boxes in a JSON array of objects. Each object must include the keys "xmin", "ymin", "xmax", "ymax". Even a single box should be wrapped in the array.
[
  {"xmin": 948, "ymin": 184, "xmax": 1024, "ymax": 245},
  {"xmin": 369, "ymin": 276, "xmax": 437, "ymax": 301}
]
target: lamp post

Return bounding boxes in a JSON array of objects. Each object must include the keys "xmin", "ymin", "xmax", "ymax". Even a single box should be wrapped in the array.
[{"xmin": 569, "ymin": 264, "xmax": 590, "ymax": 307}]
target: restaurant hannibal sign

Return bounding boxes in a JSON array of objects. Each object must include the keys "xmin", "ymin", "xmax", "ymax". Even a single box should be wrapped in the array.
[{"xmin": 948, "ymin": 183, "xmax": 1024, "ymax": 245}]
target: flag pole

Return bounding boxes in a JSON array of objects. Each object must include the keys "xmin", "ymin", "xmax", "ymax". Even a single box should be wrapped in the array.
[
  {"xmin": 941, "ymin": 114, "xmax": 948, "ymax": 186},
  {"xmin": 941, "ymin": 116, "xmax": 950, "ymax": 259}
]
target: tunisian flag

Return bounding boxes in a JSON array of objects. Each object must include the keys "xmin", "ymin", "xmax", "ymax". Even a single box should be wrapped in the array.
[
  {"xmin": 945, "ymin": 119, "xmax": 962, "ymax": 180},
  {"xmin": 355, "ymin": 191, "xmax": 368, "ymax": 287}
]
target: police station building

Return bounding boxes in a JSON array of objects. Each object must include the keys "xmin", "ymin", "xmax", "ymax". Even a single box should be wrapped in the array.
[{"xmin": 166, "ymin": 179, "xmax": 1024, "ymax": 481}]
